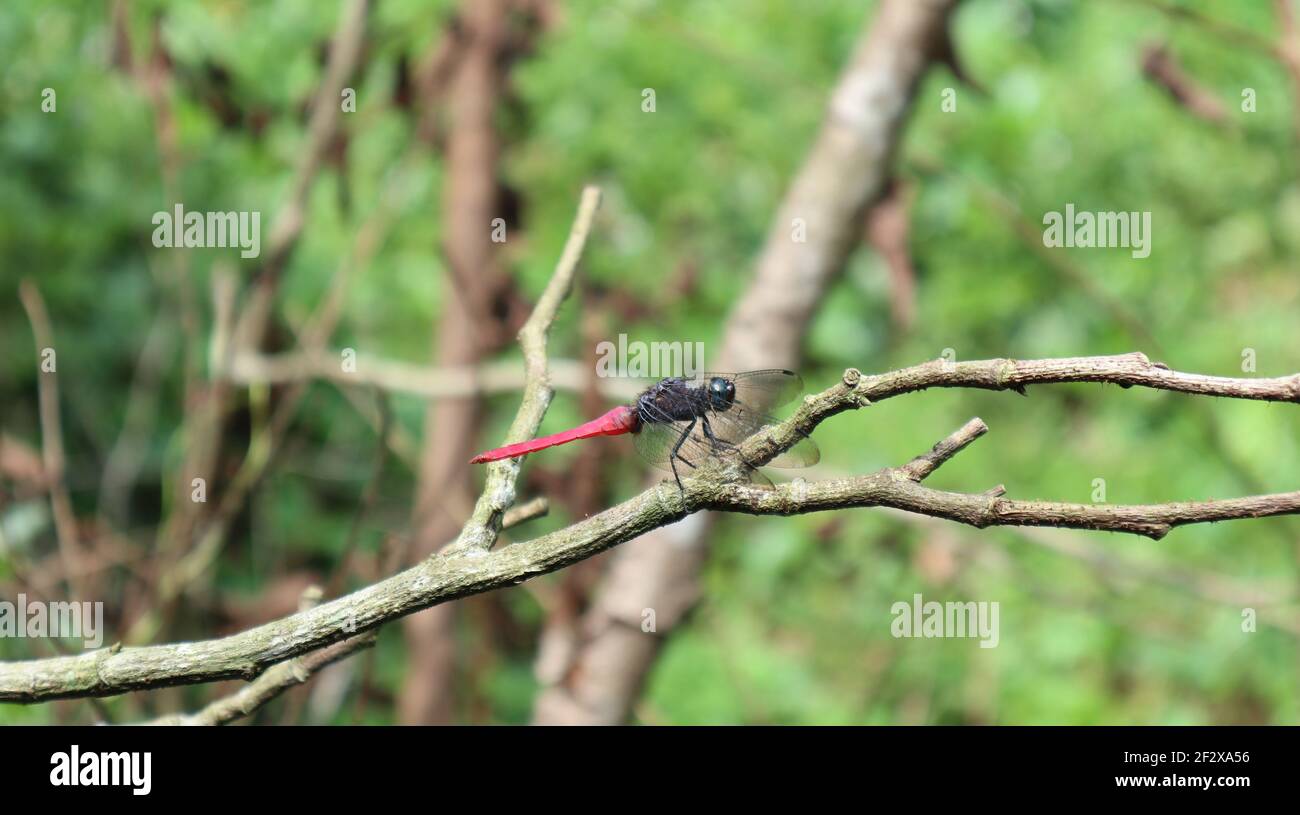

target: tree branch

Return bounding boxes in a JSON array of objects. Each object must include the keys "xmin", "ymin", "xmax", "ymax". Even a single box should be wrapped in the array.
[
  {"xmin": 17, "ymin": 280, "xmax": 84, "ymax": 599},
  {"xmin": 740, "ymin": 353, "xmax": 1300, "ymax": 470},
  {"xmin": 3, "ymin": 350, "xmax": 1298, "ymax": 703},
  {"xmin": 444, "ymin": 184, "xmax": 603, "ymax": 555},
  {"xmin": 142, "ymin": 632, "xmax": 377, "ymax": 725},
  {"xmin": 142, "ymin": 589, "xmax": 377, "ymax": 726},
  {"xmin": 225, "ymin": 350, "xmax": 641, "ymax": 402},
  {"xmin": 142, "ymin": 499, "xmax": 549, "ymax": 725},
  {"xmin": 707, "ymin": 457, "xmax": 1300, "ymax": 541},
  {"xmin": 898, "ymin": 416, "xmax": 987, "ymax": 481}
]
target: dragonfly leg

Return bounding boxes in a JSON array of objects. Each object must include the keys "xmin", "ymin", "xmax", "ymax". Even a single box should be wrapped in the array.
[
  {"xmin": 700, "ymin": 414, "xmax": 720, "ymax": 454},
  {"xmin": 669, "ymin": 418, "xmax": 696, "ymax": 494}
]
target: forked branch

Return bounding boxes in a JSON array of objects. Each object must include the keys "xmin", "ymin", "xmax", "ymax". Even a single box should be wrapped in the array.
[{"xmin": 3, "ymin": 194, "xmax": 1297, "ymax": 705}]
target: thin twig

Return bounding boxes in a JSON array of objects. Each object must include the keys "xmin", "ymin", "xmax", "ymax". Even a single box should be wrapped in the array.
[
  {"xmin": 325, "ymin": 391, "xmax": 392, "ymax": 599},
  {"xmin": 445, "ymin": 185, "xmax": 603, "ymax": 555},
  {"xmin": 501, "ymin": 496, "xmax": 549, "ymax": 528},
  {"xmin": 226, "ymin": 351, "xmax": 642, "ymax": 402},
  {"xmin": 98, "ymin": 308, "xmax": 175, "ymax": 526},
  {"xmin": 17, "ymin": 280, "xmax": 83, "ymax": 600},
  {"xmin": 1117, "ymin": 0, "xmax": 1279, "ymax": 57},
  {"xmin": 898, "ymin": 417, "xmax": 987, "ymax": 481}
]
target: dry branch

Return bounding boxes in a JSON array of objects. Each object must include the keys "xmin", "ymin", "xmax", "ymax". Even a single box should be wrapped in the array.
[
  {"xmin": 143, "ymin": 632, "xmax": 376, "ymax": 726},
  {"xmin": 3, "ymin": 350, "xmax": 1298, "ymax": 703},
  {"xmin": 142, "ymin": 587, "xmax": 377, "ymax": 727},
  {"xmin": 226, "ymin": 350, "xmax": 642, "ymax": 402},
  {"xmin": 17, "ymin": 281, "xmax": 84, "ymax": 599},
  {"xmin": 444, "ymin": 184, "xmax": 603, "ymax": 555}
]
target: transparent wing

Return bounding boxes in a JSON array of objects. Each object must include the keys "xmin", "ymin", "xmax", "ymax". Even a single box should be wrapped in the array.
[
  {"xmin": 711, "ymin": 403, "xmax": 819, "ymax": 469},
  {"xmin": 632, "ymin": 419, "xmax": 721, "ymax": 474},
  {"xmin": 633, "ymin": 398, "xmax": 819, "ymax": 474},
  {"xmin": 696, "ymin": 393, "xmax": 819, "ymax": 469}
]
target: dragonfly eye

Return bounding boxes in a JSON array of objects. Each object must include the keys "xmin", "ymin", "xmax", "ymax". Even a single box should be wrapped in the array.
[{"xmin": 708, "ymin": 377, "xmax": 735, "ymax": 408}]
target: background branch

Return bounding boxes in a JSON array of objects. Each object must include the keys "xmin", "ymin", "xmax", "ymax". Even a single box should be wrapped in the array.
[
  {"xmin": 226, "ymin": 351, "xmax": 641, "ymax": 402},
  {"xmin": 17, "ymin": 280, "xmax": 84, "ymax": 600}
]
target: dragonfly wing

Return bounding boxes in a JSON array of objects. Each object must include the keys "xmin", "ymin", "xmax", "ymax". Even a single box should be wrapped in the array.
[
  {"xmin": 635, "ymin": 413, "xmax": 818, "ymax": 474},
  {"xmin": 633, "ymin": 419, "xmax": 731, "ymax": 473},
  {"xmin": 634, "ymin": 424, "xmax": 782, "ymax": 485},
  {"xmin": 704, "ymin": 400, "xmax": 820, "ymax": 469}
]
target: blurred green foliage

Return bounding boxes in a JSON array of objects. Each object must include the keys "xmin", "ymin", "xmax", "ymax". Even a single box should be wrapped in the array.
[{"xmin": 1, "ymin": 0, "xmax": 1298, "ymax": 724}]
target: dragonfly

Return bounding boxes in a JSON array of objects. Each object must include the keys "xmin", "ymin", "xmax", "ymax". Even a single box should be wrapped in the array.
[{"xmin": 470, "ymin": 369, "xmax": 819, "ymax": 491}]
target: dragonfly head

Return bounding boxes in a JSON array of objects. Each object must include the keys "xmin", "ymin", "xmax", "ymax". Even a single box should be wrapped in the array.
[{"xmin": 707, "ymin": 377, "xmax": 736, "ymax": 411}]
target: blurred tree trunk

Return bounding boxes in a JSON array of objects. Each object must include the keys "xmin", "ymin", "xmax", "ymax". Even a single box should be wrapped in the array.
[
  {"xmin": 400, "ymin": 0, "xmax": 527, "ymax": 725},
  {"xmin": 531, "ymin": 0, "xmax": 964, "ymax": 725}
]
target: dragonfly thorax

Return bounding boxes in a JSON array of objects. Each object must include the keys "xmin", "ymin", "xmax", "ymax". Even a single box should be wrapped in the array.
[{"xmin": 634, "ymin": 377, "xmax": 727, "ymax": 425}]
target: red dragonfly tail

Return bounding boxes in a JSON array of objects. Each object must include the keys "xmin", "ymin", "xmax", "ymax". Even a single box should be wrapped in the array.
[{"xmin": 469, "ymin": 405, "xmax": 638, "ymax": 463}]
